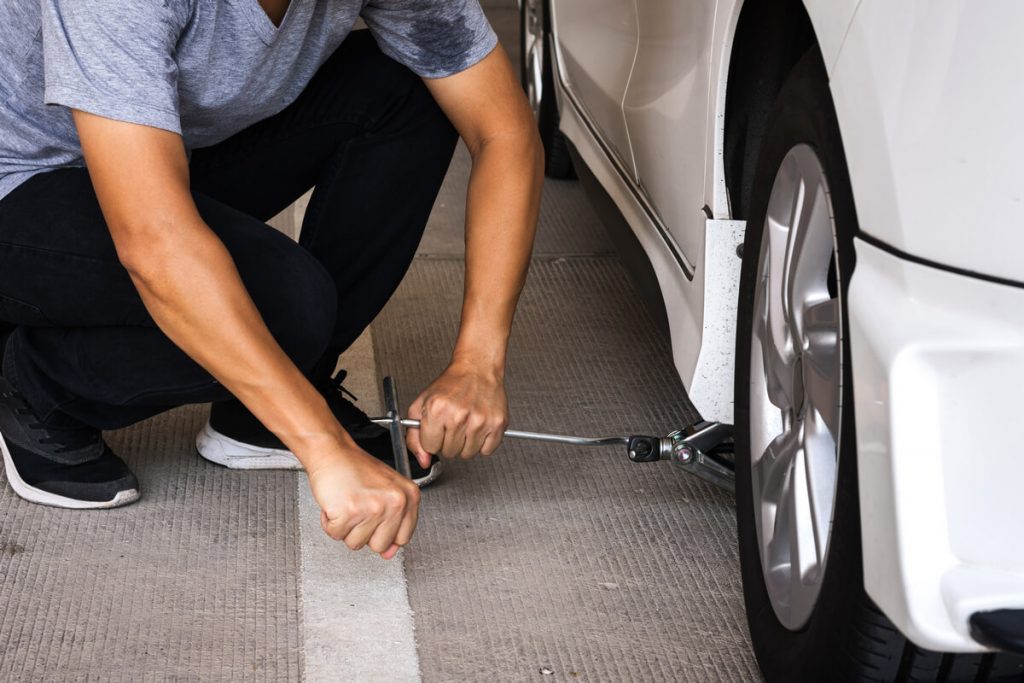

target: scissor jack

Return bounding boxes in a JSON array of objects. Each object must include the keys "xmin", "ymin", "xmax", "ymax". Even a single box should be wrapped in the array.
[{"xmin": 370, "ymin": 377, "xmax": 736, "ymax": 493}]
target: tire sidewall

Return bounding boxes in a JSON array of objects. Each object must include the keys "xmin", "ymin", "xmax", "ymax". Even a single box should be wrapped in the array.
[{"xmin": 734, "ymin": 51, "xmax": 863, "ymax": 682}]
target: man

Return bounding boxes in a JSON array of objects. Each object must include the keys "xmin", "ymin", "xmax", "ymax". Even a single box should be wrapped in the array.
[{"xmin": 0, "ymin": 0, "xmax": 542, "ymax": 559}]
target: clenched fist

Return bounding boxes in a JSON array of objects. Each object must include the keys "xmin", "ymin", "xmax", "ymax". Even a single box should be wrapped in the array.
[
  {"xmin": 406, "ymin": 362, "xmax": 509, "ymax": 464},
  {"xmin": 305, "ymin": 441, "xmax": 421, "ymax": 559}
]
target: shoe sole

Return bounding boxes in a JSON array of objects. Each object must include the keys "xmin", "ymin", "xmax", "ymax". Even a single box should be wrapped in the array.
[
  {"xmin": 0, "ymin": 433, "xmax": 139, "ymax": 510},
  {"xmin": 196, "ymin": 422, "xmax": 443, "ymax": 487},
  {"xmin": 196, "ymin": 422, "xmax": 304, "ymax": 470}
]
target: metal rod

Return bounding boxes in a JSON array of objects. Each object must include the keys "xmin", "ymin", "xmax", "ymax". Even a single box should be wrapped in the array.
[
  {"xmin": 370, "ymin": 417, "xmax": 628, "ymax": 447},
  {"xmin": 381, "ymin": 378, "xmax": 412, "ymax": 479}
]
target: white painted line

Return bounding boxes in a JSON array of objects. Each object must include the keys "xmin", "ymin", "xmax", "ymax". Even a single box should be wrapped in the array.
[{"xmin": 297, "ymin": 329, "xmax": 421, "ymax": 682}]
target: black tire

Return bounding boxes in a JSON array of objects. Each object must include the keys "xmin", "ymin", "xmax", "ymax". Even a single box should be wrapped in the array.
[
  {"xmin": 518, "ymin": 0, "xmax": 573, "ymax": 179},
  {"xmin": 733, "ymin": 50, "xmax": 1024, "ymax": 682}
]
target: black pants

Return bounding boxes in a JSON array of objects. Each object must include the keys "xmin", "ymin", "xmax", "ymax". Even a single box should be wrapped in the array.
[{"xmin": 0, "ymin": 31, "xmax": 457, "ymax": 431}]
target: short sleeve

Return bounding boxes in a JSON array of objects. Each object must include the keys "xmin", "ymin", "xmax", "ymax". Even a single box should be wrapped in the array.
[
  {"xmin": 39, "ymin": 0, "xmax": 186, "ymax": 134},
  {"xmin": 361, "ymin": 0, "xmax": 498, "ymax": 79}
]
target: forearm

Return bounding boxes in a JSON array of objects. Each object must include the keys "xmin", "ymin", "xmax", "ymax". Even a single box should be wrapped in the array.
[
  {"xmin": 122, "ymin": 220, "xmax": 351, "ymax": 471},
  {"xmin": 454, "ymin": 130, "xmax": 543, "ymax": 373}
]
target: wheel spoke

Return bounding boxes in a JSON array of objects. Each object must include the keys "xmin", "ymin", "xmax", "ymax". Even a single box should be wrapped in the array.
[
  {"xmin": 754, "ymin": 426, "xmax": 800, "ymax": 594},
  {"xmin": 802, "ymin": 298, "xmax": 841, "ymax": 437},
  {"xmin": 753, "ymin": 232, "xmax": 796, "ymax": 411},
  {"xmin": 752, "ymin": 427, "xmax": 800, "ymax": 509},
  {"xmin": 785, "ymin": 167, "xmax": 834, "ymax": 342},
  {"xmin": 785, "ymin": 445, "xmax": 818, "ymax": 585},
  {"xmin": 803, "ymin": 425, "xmax": 838, "ymax": 565}
]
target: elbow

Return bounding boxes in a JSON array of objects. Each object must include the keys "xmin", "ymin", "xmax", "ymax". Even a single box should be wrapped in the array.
[
  {"xmin": 114, "ymin": 225, "xmax": 177, "ymax": 284},
  {"xmin": 116, "ymin": 238, "xmax": 157, "ymax": 281},
  {"xmin": 469, "ymin": 121, "xmax": 546, "ymax": 179}
]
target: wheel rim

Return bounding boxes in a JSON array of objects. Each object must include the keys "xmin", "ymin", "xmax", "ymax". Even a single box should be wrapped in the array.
[
  {"xmin": 522, "ymin": 0, "xmax": 545, "ymax": 119},
  {"xmin": 749, "ymin": 144, "xmax": 843, "ymax": 630}
]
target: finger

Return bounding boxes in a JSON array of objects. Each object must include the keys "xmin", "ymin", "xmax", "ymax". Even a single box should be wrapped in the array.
[
  {"xmin": 322, "ymin": 509, "xmax": 362, "ymax": 542},
  {"xmin": 395, "ymin": 485, "xmax": 421, "ymax": 547},
  {"xmin": 442, "ymin": 422, "xmax": 468, "ymax": 459},
  {"xmin": 406, "ymin": 400, "xmax": 432, "ymax": 467},
  {"xmin": 368, "ymin": 519, "xmax": 402, "ymax": 555},
  {"xmin": 405, "ymin": 425, "xmax": 432, "ymax": 470},
  {"xmin": 480, "ymin": 428, "xmax": 504, "ymax": 456},
  {"xmin": 418, "ymin": 400, "xmax": 448, "ymax": 459},
  {"xmin": 413, "ymin": 449, "xmax": 432, "ymax": 470},
  {"xmin": 380, "ymin": 543, "xmax": 401, "ymax": 560},
  {"xmin": 343, "ymin": 518, "xmax": 378, "ymax": 551},
  {"xmin": 367, "ymin": 494, "xmax": 405, "ymax": 554},
  {"xmin": 406, "ymin": 427, "xmax": 431, "ymax": 469},
  {"xmin": 459, "ymin": 416, "xmax": 487, "ymax": 459},
  {"xmin": 439, "ymin": 407, "xmax": 469, "ymax": 458},
  {"xmin": 322, "ymin": 503, "xmax": 366, "ymax": 542}
]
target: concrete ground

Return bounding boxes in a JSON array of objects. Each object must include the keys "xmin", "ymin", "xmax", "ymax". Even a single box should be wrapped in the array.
[{"xmin": 0, "ymin": 1, "xmax": 760, "ymax": 680}]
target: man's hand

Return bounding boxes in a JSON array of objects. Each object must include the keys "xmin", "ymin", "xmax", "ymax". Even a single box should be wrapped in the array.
[
  {"xmin": 406, "ymin": 362, "xmax": 509, "ymax": 465},
  {"xmin": 305, "ymin": 439, "xmax": 421, "ymax": 559}
]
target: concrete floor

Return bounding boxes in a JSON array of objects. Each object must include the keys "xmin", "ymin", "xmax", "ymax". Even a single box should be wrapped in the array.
[{"xmin": 0, "ymin": 1, "xmax": 760, "ymax": 681}]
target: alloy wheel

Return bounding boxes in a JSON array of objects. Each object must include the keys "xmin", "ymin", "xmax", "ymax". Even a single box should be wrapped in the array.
[{"xmin": 748, "ymin": 144, "xmax": 844, "ymax": 630}]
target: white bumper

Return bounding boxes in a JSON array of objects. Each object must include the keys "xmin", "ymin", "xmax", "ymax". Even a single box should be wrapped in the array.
[{"xmin": 850, "ymin": 239, "xmax": 1024, "ymax": 652}]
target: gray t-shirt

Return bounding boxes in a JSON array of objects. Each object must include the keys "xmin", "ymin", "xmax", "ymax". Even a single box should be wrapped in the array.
[{"xmin": 0, "ymin": 0, "xmax": 497, "ymax": 202}]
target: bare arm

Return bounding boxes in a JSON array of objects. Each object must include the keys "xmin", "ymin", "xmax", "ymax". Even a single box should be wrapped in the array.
[
  {"xmin": 73, "ymin": 111, "xmax": 419, "ymax": 555},
  {"xmin": 407, "ymin": 45, "xmax": 544, "ymax": 461}
]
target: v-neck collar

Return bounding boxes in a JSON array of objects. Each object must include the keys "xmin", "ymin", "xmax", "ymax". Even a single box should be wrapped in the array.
[{"xmin": 239, "ymin": 0, "xmax": 297, "ymax": 45}]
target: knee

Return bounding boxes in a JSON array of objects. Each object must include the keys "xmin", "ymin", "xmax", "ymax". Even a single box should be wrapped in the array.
[{"xmin": 262, "ymin": 250, "xmax": 337, "ymax": 370}]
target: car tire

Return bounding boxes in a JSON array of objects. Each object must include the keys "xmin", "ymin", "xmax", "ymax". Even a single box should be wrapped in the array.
[
  {"xmin": 519, "ymin": 0, "xmax": 573, "ymax": 179},
  {"xmin": 734, "ymin": 50, "xmax": 1024, "ymax": 681}
]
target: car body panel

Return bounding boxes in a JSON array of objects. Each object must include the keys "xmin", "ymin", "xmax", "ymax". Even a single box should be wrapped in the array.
[
  {"xmin": 623, "ymin": 0, "xmax": 715, "ymax": 264},
  {"xmin": 849, "ymin": 239, "xmax": 1024, "ymax": 651},
  {"xmin": 551, "ymin": 0, "xmax": 638, "ymax": 176},
  {"xmin": 830, "ymin": 0, "xmax": 1024, "ymax": 284}
]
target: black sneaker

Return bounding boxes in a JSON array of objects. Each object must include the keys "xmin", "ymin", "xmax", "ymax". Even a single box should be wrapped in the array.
[
  {"xmin": 0, "ymin": 377, "xmax": 139, "ymax": 509},
  {"xmin": 195, "ymin": 370, "xmax": 442, "ymax": 487}
]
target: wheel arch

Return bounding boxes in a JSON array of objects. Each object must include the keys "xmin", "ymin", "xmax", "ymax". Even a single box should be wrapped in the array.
[{"xmin": 722, "ymin": 0, "xmax": 818, "ymax": 221}]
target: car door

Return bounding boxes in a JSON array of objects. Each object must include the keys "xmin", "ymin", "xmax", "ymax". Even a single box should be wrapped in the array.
[
  {"xmin": 622, "ymin": 0, "xmax": 717, "ymax": 264},
  {"xmin": 550, "ymin": 0, "xmax": 638, "ymax": 177}
]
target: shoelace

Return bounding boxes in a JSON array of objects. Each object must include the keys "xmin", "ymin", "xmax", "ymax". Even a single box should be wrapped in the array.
[
  {"xmin": 2, "ymin": 390, "xmax": 97, "ymax": 453},
  {"xmin": 324, "ymin": 369, "xmax": 379, "ymax": 429},
  {"xmin": 329, "ymin": 369, "xmax": 360, "ymax": 402}
]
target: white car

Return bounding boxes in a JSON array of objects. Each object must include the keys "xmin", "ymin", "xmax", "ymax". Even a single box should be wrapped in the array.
[{"xmin": 519, "ymin": 0, "xmax": 1024, "ymax": 679}]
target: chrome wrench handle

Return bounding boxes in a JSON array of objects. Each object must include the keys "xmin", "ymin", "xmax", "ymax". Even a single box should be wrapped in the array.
[{"xmin": 369, "ymin": 417, "xmax": 629, "ymax": 449}]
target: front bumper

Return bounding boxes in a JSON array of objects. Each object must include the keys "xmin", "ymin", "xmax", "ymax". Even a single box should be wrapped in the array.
[{"xmin": 849, "ymin": 238, "xmax": 1024, "ymax": 653}]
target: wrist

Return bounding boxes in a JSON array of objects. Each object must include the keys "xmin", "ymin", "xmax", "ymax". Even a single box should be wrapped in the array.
[
  {"xmin": 449, "ymin": 344, "xmax": 506, "ymax": 379},
  {"xmin": 289, "ymin": 428, "xmax": 359, "ymax": 475}
]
